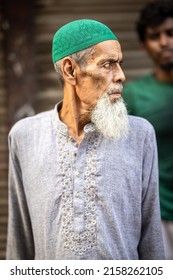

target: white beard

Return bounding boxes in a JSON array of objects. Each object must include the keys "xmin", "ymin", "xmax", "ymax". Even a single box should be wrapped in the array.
[{"xmin": 91, "ymin": 93, "xmax": 129, "ymax": 141}]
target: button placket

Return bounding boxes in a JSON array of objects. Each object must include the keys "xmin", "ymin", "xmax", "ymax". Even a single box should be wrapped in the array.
[{"xmin": 58, "ymin": 130, "xmax": 99, "ymax": 256}]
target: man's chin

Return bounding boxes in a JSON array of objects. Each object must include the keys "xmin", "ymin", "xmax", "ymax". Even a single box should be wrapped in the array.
[
  {"xmin": 109, "ymin": 94, "xmax": 122, "ymax": 104},
  {"xmin": 160, "ymin": 62, "xmax": 173, "ymax": 72},
  {"xmin": 91, "ymin": 96, "xmax": 129, "ymax": 141}
]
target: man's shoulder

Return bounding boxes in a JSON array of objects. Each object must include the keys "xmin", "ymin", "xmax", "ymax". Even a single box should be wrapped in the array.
[
  {"xmin": 128, "ymin": 115, "xmax": 155, "ymax": 135},
  {"xmin": 9, "ymin": 110, "xmax": 53, "ymax": 138}
]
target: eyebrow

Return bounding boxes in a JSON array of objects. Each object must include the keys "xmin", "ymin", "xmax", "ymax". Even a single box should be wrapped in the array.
[
  {"xmin": 148, "ymin": 27, "xmax": 173, "ymax": 34},
  {"xmin": 100, "ymin": 58, "xmax": 123, "ymax": 64}
]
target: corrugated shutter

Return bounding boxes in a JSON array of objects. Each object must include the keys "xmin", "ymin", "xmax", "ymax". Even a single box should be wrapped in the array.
[{"xmin": 0, "ymin": 3, "xmax": 8, "ymax": 260}]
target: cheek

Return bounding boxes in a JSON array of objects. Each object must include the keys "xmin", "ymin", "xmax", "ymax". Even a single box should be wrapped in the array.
[
  {"xmin": 90, "ymin": 72, "xmax": 111, "ymax": 92},
  {"xmin": 78, "ymin": 69, "xmax": 112, "ymax": 103},
  {"xmin": 146, "ymin": 42, "xmax": 159, "ymax": 54}
]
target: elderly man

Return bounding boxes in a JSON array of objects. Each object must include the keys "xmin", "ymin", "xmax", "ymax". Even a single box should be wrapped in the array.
[{"xmin": 6, "ymin": 19, "xmax": 165, "ymax": 260}]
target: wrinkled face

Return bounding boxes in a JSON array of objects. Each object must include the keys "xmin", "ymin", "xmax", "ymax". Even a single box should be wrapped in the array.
[
  {"xmin": 75, "ymin": 40, "xmax": 125, "ymax": 109},
  {"xmin": 143, "ymin": 18, "xmax": 173, "ymax": 71}
]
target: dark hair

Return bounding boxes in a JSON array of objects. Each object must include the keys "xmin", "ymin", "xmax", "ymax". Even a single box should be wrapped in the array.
[{"xmin": 136, "ymin": 0, "xmax": 173, "ymax": 42}]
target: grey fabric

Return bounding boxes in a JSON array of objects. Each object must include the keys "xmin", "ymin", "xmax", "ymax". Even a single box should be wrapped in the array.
[{"xmin": 6, "ymin": 104, "xmax": 165, "ymax": 260}]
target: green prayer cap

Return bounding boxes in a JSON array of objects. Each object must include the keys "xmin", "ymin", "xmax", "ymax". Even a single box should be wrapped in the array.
[{"xmin": 52, "ymin": 19, "xmax": 118, "ymax": 63}]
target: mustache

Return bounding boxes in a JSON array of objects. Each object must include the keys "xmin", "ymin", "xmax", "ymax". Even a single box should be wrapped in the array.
[
  {"xmin": 160, "ymin": 47, "xmax": 173, "ymax": 52},
  {"xmin": 107, "ymin": 84, "xmax": 123, "ymax": 95}
]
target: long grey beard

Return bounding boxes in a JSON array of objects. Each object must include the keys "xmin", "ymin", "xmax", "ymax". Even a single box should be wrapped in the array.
[{"xmin": 91, "ymin": 94, "xmax": 129, "ymax": 141}]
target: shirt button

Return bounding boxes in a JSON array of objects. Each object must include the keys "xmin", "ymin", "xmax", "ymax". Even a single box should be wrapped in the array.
[
  {"xmin": 75, "ymin": 192, "xmax": 81, "ymax": 198},
  {"xmin": 75, "ymin": 171, "xmax": 80, "ymax": 177}
]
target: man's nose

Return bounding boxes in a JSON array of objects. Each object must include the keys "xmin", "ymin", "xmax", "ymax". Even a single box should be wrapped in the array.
[
  {"xmin": 159, "ymin": 33, "xmax": 169, "ymax": 47},
  {"xmin": 113, "ymin": 64, "xmax": 126, "ymax": 83}
]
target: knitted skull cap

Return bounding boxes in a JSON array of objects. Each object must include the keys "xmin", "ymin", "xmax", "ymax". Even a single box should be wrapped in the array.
[{"xmin": 52, "ymin": 19, "xmax": 118, "ymax": 63}]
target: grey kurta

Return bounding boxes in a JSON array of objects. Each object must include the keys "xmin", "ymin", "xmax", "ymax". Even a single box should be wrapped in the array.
[{"xmin": 6, "ymin": 104, "xmax": 165, "ymax": 260}]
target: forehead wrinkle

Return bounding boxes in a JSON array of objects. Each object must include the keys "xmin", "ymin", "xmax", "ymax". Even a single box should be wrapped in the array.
[
  {"xmin": 91, "ymin": 50, "xmax": 123, "ymax": 64},
  {"xmin": 87, "ymin": 41, "xmax": 122, "ymax": 61}
]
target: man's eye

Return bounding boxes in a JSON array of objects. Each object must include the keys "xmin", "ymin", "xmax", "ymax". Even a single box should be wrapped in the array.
[
  {"xmin": 166, "ymin": 29, "xmax": 173, "ymax": 37},
  {"xmin": 148, "ymin": 33, "xmax": 159, "ymax": 40},
  {"xmin": 103, "ymin": 62, "xmax": 111, "ymax": 69}
]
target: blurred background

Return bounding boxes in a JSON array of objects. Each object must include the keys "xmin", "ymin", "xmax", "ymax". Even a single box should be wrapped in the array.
[{"xmin": 0, "ymin": 0, "xmax": 152, "ymax": 260}]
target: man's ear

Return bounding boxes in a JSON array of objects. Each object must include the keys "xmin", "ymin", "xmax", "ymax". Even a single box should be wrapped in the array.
[{"xmin": 61, "ymin": 57, "xmax": 77, "ymax": 85}]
